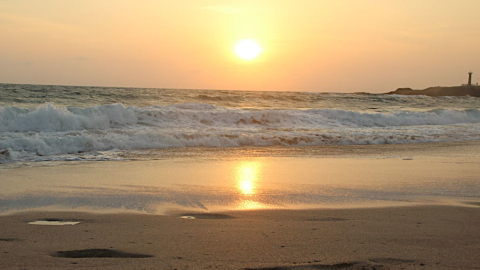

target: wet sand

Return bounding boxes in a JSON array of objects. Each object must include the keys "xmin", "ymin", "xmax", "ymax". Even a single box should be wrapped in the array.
[
  {"xmin": 1, "ymin": 141, "xmax": 480, "ymax": 269},
  {"xmin": 2, "ymin": 141, "xmax": 480, "ymax": 214},
  {"xmin": 1, "ymin": 206, "xmax": 479, "ymax": 269}
]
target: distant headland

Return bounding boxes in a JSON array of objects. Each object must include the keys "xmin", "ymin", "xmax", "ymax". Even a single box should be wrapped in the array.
[{"xmin": 386, "ymin": 71, "xmax": 480, "ymax": 97}]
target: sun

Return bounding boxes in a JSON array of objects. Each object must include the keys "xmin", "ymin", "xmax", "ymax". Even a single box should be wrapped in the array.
[{"xmin": 235, "ymin": 39, "xmax": 262, "ymax": 60}]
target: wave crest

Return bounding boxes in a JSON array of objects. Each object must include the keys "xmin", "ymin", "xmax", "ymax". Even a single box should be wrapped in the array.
[{"xmin": 2, "ymin": 103, "xmax": 480, "ymax": 162}]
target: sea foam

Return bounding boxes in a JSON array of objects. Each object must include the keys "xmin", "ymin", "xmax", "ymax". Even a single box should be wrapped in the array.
[{"xmin": 1, "ymin": 103, "xmax": 480, "ymax": 162}]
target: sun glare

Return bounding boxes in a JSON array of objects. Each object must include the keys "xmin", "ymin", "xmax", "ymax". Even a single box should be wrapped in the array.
[
  {"xmin": 236, "ymin": 161, "xmax": 259, "ymax": 195},
  {"xmin": 235, "ymin": 39, "xmax": 262, "ymax": 60}
]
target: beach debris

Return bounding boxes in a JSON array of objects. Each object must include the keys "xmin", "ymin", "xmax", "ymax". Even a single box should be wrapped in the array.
[
  {"xmin": 28, "ymin": 218, "xmax": 81, "ymax": 226},
  {"xmin": 52, "ymin": 248, "xmax": 153, "ymax": 258}
]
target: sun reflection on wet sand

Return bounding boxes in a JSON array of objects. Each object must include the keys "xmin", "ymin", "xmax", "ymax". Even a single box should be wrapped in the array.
[
  {"xmin": 236, "ymin": 161, "xmax": 259, "ymax": 196},
  {"xmin": 235, "ymin": 161, "xmax": 267, "ymax": 209},
  {"xmin": 237, "ymin": 200, "xmax": 267, "ymax": 210}
]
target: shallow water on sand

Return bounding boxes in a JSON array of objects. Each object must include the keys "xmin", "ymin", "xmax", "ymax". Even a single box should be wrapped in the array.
[{"xmin": 1, "ymin": 142, "xmax": 480, "ymax": 215}]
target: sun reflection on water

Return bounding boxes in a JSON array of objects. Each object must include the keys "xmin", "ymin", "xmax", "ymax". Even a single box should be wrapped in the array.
[
  {"xmin": 236, "ymin": 161, "xmax": 259, "ymax": 196},
  {"xmin": 235, "ymin": 160, "xmax": 268, "ymax": 210}
]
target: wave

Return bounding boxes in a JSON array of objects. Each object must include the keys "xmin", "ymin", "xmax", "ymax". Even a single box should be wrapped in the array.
[
  {"xmin": 1, "ymin": 103, "xmax": 480, "ymax": 162},
  {"xmin": 2, "ymin": 103, "xmax": 480, "ymax": 132}
]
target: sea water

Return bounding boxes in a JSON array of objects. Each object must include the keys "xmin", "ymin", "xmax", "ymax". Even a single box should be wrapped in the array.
[
  {"xmin": 1, "ymin": 83, "xmax": 480, "ymax": 214},
  {"xmin": 2, "ymin": 83, "xmax": 480, "ymax": 163}
]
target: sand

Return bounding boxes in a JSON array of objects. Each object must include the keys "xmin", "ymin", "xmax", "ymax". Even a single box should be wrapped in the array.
[
  {"xmin": 3, "ymin": 141, "xmax": 480, "ymax": 214},
  {"xmin": 1, "ymin": 206, "xmax": 479, "ymax": 269},
  {"xmin": 1, "ymin": 141, "xmax": 480, "ymax": 269}
]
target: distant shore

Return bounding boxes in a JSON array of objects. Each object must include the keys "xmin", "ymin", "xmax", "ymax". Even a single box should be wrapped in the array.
[{"xmin": 386, "ymin": 85, "xmax": 480, "ymax": 97}]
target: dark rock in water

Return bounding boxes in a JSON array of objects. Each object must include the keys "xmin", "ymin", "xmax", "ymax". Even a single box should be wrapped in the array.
[
  {"xmin": 52, "ymin": 248, "xmax": 153, "ymax": 258},
  {"xmin": 386, "ymin": 85, "xmax": 480, "ymax": 97}
]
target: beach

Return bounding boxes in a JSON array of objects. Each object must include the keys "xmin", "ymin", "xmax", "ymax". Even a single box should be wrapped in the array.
[
  {"xmin": 2, "ymin": 85, "xmax": 480, "ymax": 269},
  {"xmin": 1, "ymin": 206, "xmax": 479, "ymax": 269},
  {"xmin": 2, "ymin": 141, "xmax": 480, "ymax": 214},
  {"xmin": 1, "ymin": 141, "xmax": 480, "ymax": 269},
  {"xmin": 3, "ymin": 1, "xmax": 480, "ymax": 268}
]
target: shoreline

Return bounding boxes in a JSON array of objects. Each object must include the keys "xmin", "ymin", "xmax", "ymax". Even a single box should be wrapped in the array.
[
  {"xmin": 1, "ymin": 141, "xmax": 480, "ymax": 269},
  {"xmin": 2, "ymin": 140, "xmax": 480, "ymax": 215},
  {"xmin": 2, "ymin": 139, "xmax": 480, "ymax": 168},
  {"xmin": 1, "ymin": 205, "xmax": 479, "ymax": 269}
]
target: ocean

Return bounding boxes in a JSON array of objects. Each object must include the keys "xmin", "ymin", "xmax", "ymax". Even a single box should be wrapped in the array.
[
  {"xmin": 1, "ymin": 83, "xmax": 480, "ymax": 214},
  {"xmin": 1, "ymin": 83, "xmax": 480, "ymax": 164}
]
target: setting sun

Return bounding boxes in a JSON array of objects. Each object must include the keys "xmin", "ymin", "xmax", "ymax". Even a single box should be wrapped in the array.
[{"xmin": 235, "ymin": 39, "xmax": 262, "ymax": 60}]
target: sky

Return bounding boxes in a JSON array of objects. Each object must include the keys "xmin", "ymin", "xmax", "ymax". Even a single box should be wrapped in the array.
[{"xmin": 1, "ymin": 0, "xmax": 480, "ymax": 93}]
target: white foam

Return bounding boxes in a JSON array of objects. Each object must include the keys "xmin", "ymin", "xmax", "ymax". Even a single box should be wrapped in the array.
[
  {"xmin": 0, "ymin": 103, "xmax": 137, "ymax": 132},
  {"xmin": 2, "ymin": 103, "xmax": 480, "ymax": 162},
  {"xmin": 3, "ymin": 103, "xmax": 480, "ymax": 133}
]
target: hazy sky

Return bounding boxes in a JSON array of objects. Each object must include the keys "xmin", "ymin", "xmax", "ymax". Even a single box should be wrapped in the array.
[{"xmin": 1, "ymin": 0, "xmax": 480, "ymax": 92}]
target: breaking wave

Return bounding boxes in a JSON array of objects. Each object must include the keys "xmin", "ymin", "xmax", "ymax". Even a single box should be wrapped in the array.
[{"xmin": 1, "ymin": 103, "xmax": 480, "ymax": 162}]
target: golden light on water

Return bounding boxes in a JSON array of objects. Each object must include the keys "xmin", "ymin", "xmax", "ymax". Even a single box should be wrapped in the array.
[
  {"xmin": 239, "ymin": 179, "xmax": 255, "ymax": 195},
  {"xmin": 237, "ymin": 200, "xmax": 265, "ymax": 210},
  {"xmin": 236, "ymin": 161, "xmax": 259, "ymax": 195},
  {"xmin": 234, "ymin": 160, "xmax": 272, "ymax": 210}
]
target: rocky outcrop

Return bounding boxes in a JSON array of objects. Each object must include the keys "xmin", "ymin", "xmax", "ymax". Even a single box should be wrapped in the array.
[{"xmin": 386, "ymin": 85, "xmax": 480, "ymax": 97}]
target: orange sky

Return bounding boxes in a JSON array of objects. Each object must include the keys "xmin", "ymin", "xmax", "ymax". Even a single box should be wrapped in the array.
[{"xmin": 1, "ymin": 0, "xmax": 480, "ymax": 92}]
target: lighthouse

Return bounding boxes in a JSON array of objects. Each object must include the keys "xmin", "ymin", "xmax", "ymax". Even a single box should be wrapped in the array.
[{"xmin": 468, "ymin": 71, "xmax": 473, "ymax": 86}]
